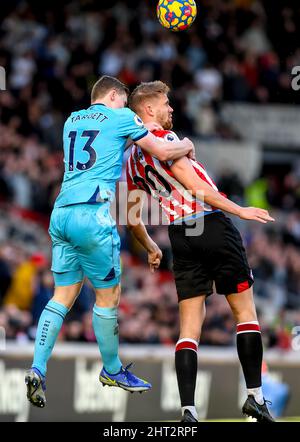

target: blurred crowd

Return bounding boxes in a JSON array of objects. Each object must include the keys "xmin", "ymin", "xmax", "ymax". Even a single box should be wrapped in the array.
[
  {"xmin": 1, "ymin": 0, "xmax": 300, "ymax": 145},
  {"xmin": 1, "ymin": 166, "xmax": 300, "ymax": 349},
  {"xmin": 0, "ymin": 0, "xmax": 300, "ymax": 348},
  {"xmin": 1, "ymin": 0, "xmax": 300, "ymax": 212}
]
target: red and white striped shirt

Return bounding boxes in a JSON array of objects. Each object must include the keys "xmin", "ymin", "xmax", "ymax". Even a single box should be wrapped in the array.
[{"xmin": 126, "ymin": 130, "xmax": 224, "ymax": 224}]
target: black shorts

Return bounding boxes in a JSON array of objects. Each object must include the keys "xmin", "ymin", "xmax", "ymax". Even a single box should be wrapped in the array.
[{"xmin": 168, "ymin": 212, "xmax": 254, "ymax": 302}]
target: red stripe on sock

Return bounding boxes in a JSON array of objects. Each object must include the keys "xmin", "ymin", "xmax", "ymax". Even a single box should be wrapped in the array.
[
  {"xmin": 175, "ymin": 341, "xmax": 198, "ymax": 352},
  {"xmin": 237, "ymin": 323, "xmax": 261, "ymax": 333}
]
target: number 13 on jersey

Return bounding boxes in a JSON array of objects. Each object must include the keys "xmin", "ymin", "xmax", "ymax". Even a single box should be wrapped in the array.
[{"xmin": 68, "ymin": 130, "xmax": 99, "ymax": 172}]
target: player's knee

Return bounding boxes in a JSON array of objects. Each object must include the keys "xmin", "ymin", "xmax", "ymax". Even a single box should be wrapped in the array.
[
  {"xmin": 227, "ymin": 288, "xmax": 257, "ymax": 323},
  {"xmin": 53, "ymin": 282, "xmax": 82, "ymax": 309},
  {"xmin": 179, "ymin": 298, "xmax": 205, "ymax": 342},
  {"xmin": 231, "ymin": 301, "xmax": 257, "ymax": 324},
  {"xmin": 95, "ymin": 297, "xmax": 119, "ymax": 308},
  {"xmin": 95, "ymin": 284, "xmax": 121, "ymax": 308}
]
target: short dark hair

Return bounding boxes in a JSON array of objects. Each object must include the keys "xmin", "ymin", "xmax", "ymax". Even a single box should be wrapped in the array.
[
  {"xmin": 91, "ymin": 75, "xmax": 129, "ymax": 102},
  {"xmin": 128, "ymin": 81, "xmax": 170, "ymax": 115}
]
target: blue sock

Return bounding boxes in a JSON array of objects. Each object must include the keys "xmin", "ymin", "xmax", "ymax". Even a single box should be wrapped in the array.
[
  {"xmin": 32, "ymin": 300, "xmax": 68, "ymax": 377},
  {"xmin": 92, "ymin": 305, "xmax": 122, "ymax": 374}
]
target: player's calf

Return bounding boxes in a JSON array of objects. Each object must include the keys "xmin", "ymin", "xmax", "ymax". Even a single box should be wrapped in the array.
[
  {"xmin": 175, "ymin": 338, "xmax": 199, "ymax": 422},
  {"xmin": 227, "ymin": 288, "xmax": 265, "ymax": 406}
]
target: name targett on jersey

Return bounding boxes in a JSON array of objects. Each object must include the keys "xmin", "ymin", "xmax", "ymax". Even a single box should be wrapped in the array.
[
  {"xmin": 126, "ymin": 129, "xmax": 224, "ymax": 224},
  {"xmin": 71, "ymin": 113, "xmax": 108, "ymax": 123}
]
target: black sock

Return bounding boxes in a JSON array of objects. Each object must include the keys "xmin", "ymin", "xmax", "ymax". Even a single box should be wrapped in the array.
[
  {"xmin": 175, "ymin": 339, "xmax": 198, "ymax": 407},
  {"xmin": 236, "ymin": 322, "xmax": 263, "ymax": 389}
]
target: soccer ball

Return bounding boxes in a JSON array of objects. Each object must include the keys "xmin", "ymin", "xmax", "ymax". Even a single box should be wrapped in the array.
[{"xmin": 156, "ymin": 0, "xmax": 197, "ymax": 32}]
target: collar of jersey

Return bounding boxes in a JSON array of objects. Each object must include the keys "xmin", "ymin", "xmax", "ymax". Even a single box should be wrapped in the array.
[{"xmin": 89, "ymin": 103, "xmax": 106, "ymax": 108}]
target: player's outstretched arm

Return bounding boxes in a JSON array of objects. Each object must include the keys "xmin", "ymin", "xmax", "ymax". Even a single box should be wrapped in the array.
[
  {"xmin": 136, "ymin": 132, "xmax": 195, "ymax": 162},
  {"xmin": 127, "ymin": 189, "xmax": 162, "ymax": 272},
  {"xmin": 170, "ymin": 157, "xmax": 275, "ymax": 224}
]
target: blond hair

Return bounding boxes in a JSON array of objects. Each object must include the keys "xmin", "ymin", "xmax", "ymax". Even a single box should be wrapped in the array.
[{"xmin": 128, "ymin": 81, "xmax": 170, "ymax": 115}]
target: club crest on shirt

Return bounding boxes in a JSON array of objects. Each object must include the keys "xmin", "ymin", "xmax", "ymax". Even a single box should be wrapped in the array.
[
  {"xmin": 134, "ymin": 115, "xmax": 144, "ymax": 127},
  {"xmin": 164, "ymin": 131, "xmax": 179, "ymax": 142},
  {"xmin": 134, "ymin": 149, "xmax": 144, "ymax": 161},
  {"xmin": 166, "ymin": 134, "xmax": 174, "ymax": 142}
]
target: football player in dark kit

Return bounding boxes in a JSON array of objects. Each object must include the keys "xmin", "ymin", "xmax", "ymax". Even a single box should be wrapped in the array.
[{"xmin": 126, "ymin": 81, "xmax": 276, "ymax": 422}]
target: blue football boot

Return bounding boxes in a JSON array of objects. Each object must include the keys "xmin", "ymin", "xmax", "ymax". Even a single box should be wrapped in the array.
[{"xmin": 99, "ymin": 363, "xmax": 152, "ymax": 393}]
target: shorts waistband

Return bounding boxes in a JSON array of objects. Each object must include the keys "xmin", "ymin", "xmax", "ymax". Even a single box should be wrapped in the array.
[{"xmin": 170, "ymin": 209, "xmax": 221, "ymax": 225}]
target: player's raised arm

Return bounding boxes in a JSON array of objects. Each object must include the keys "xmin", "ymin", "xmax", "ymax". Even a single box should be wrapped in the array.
[
  {"xmin": 170, "ymin": 157, "xmax": 275, "ymax": 224},
  {"xmin": 127, "ymin": 188, "xmax": 162, "ymax": 273},
  {"xmin": 136, "ymin": 132, "xmax": 195, "ymax": 162}
]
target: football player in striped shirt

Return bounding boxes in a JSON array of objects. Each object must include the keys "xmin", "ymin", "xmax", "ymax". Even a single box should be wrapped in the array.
[{"xmin": 126, "ymin": 81, "xmax": 275, "ymax": 422}]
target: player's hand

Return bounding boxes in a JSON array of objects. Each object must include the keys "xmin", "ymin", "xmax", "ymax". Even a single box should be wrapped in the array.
[
  {"xmin": 238, "ymin": 207, "xmax": 275, "ymax": 224},
  {"xmin": 148, "ymin": 244, "xmax": 163, "ymax": 273},
  {"xmin": 183, "ymin": 137, "xmax": 196, "ymax": 160},
  {"xmin": 144, "ymin": 122, "xmax": 163, "ymax": 132}
]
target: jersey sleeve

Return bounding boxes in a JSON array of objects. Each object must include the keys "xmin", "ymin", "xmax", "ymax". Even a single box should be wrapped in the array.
[
  {"xmin": 126, "ymin": 160, "xmax": 139, "ymax": 191},
  {"xmin": 119, "ymin": 108, "xmax": 149, "ymax": 142}
]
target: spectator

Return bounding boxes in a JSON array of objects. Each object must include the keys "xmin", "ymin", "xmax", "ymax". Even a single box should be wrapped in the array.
[{"xmin": 3, "ymin": 253, "xmax": 47, "ymax": 311}]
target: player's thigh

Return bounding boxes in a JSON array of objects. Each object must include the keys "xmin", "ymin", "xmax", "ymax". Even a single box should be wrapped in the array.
[
  {"xmin": 226, "ymin": 287, "xmax": 258, "ymax": 323},
  {"xmin": 69, "ymin": 204, "xmax": 121, "ymax": 289},
  {"xmin": 179, "ymin": 295, "xmax": 206, "ymax": 341},
  {"xmin": 168, "ymin": 224, "xmax": 214, "ymax": 302},
  {"xmin": 210, "ymin": 214, "xmax": 254, "ymax": 296},
  {"xmin": 49, "ymin": 207, "xmax": 84, "ymax": 286}
]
